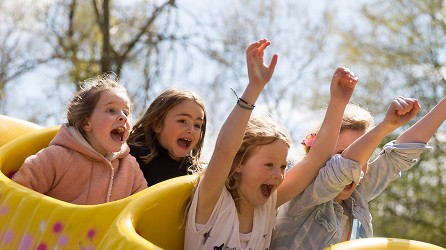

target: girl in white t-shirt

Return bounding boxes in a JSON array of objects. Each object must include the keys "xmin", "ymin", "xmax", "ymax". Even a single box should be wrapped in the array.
[{"xmin": 184, "ymin": 39, "xmax": 359, "ymax": 250}]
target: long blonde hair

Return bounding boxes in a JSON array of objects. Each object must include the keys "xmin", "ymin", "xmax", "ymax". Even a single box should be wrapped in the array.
[
  {"xmin": 187, "ymin": 115, "xmax": 291, "ymax": 214},
  {"xmin": 226, "ymin": 116, "xmax": 291, "ymax": 202}
]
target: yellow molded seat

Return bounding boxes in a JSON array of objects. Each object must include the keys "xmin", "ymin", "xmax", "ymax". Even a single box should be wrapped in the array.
[
  {"xmin": 0, "ymin": 126, "xmax": 128, "ymax": 248},
  {"xmin": 324, "ymin": 237, "xmax": 446, "ymax": 250},
  {"xmin": 0, "ymin": 114, "xmax": 42, "ymax": 147},
  {"xmin": 100, "ymin": 175, "xmax": 196, "ymax": 249},
  {"xmin": 0, "ymin": 126, "xmax": 196, "ymax": 249}
]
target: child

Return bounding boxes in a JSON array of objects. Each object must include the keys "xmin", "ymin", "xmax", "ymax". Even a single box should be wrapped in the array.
[
  {"xmin": 12, "ymin": 75, "xmax": 148, "ymax": 205},
  {"xmin": 301, "ymin": 103, "xmax": 375, "ymax": 155},
  {"xmin": 271, "ymin": 96, "xmax": 443, "ymax": 250},
  {"xmin": 184, "ymin": 39, "xmax": 358, "ymax": 249},
  {"xmin": 127, "ymin": 88, "xmax": 206, "ymax": 186}
]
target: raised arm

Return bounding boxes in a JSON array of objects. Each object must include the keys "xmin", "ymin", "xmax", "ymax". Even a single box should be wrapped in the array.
[
  {"xmin": 277, "ymin": 67, "xmax": 358, "ymax": 207},
  {"xmin": 396, "ymin": 96, "xmax": 446, "ymax": 144},
  {"xmin": 196, "ymin": 39, "xmax": 278, "ymax": 223},
  {"xmin": 342, "ymin": 96, "xmax": 420, "ymax": 167}
]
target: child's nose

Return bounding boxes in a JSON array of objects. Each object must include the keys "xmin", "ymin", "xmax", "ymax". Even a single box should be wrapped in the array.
[
  {"xmin": 272, "ymin": 168, "xmax": 283, "ymax": 179},
  {"xmin": 118, "ymin": 112, "xmax": 127, "ymax": 122},
  {"xmin": 186, "ymin": 125, "xmax": 193, "ymax": 133}
]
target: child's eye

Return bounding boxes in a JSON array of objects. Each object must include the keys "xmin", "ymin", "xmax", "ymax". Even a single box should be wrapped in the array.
[
  {"xmin": 265, "ymin": 163, "xmax": 274, "ymax": 168},
  {"xmin": 123, "ymin": 110, "xmax": 130, "ymax": 116},
  {"xmin": 107, "ymin": 108, "xmax": 116, "ymax": 114},
  {"xmin": 194, "ymin": 124, "xmax": 202, "ymax": 129},
  {"xmin": 178, "ymin": 119, "xmax": 187, "ymax": 124},
  {"xmin": 281, "ymin": 165, "xmax": 287, "ymax": 170}
]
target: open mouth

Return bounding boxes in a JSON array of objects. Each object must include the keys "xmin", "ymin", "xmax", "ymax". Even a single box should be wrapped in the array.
[
  {"xmin": 111, "ymin": 126, "xmax": 125, "ymax": 142},
  {"xmin": 177, "ymin": 137, "xmax": 192, "ymax": 148},
  {"xmin": 261, "ymin": 184, "xmax": 274, "ymax": 198}
]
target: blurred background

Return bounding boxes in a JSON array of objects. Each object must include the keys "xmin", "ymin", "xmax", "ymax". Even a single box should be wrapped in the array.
[{"xmin": 1, "ymin": 0, "xmax": 445, "ymax": 246}]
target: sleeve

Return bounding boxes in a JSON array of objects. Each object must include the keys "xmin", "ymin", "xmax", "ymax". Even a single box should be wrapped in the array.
[
  {"xmin": 359, "ymin": 140, "xmax": 431, "ymax": 202},
  {"xmin": 284, "ymin": 154, "xmax": 361, "ymax": 215},
  {"xmin": 11, "ymin": 146, "xmax": 68, "ymax": 194}
]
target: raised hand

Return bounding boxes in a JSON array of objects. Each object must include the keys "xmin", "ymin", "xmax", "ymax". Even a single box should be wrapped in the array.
[
  {"xmin": 383, "ymin": 96, "xmax": 420, "ymax": 129},
  {"xmin": 330, "ymin": 67, "xmax": 358, "ymax": 104},
  {"xmin": 341, "ymin": 96, "xmax": 420, "ymax": 167},
  {"xmin": 396, "ymin": 95, "xmax": 446, "ymax": 144},
  {"xmin": 196, "ymin": 39, "xmax": 278, "ymax": 223},
  {"xmin": 246, "ymin": 39, "xmax": 278, "ymax": 88}
]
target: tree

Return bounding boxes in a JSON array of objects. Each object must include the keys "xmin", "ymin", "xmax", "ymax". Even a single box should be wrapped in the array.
[
  {"xmin": 1, "ymin": 0, "xmax": 208, "ymax": 120},
  {"xmin": 334, "ymin": 0, "xmax": 446, "ymax": 246},
  {"xmin": 197, "ymin": 0, "xmax": 337, "ymax": 148},
  {"xmin": 42, "ymin": 0, "xmax": 186, "ymax": 88},
  {"xmin": 0, "ymin": 1, "xmax": 50, "ymax": 113}
]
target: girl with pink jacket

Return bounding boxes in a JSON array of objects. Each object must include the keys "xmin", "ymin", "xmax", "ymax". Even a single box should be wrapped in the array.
[{"xmin": 12, "ymin": 75, "xmax": 147, "ymax": 205}]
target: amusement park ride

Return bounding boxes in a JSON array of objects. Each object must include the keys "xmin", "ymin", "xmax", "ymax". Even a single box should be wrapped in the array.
[{"xmin": 0, "ymin": 115, "xmax": 444, "ymax": 249}]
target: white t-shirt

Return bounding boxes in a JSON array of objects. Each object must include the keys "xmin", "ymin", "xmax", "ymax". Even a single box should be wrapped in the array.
[{"xmin": 185, "ymin": 181, "xmax": 277, "ymax": 250}]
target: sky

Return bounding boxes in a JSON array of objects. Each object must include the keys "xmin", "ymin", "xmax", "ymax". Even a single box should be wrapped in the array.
[{"xmin": 2, "ymin": 0, "xmax": 364, "ymax": 161}]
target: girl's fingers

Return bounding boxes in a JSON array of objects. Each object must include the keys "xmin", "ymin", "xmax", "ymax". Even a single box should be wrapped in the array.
[
  {"xmin": 333, "ymin": 67, "xmax": 349, "ymax": 77},
  {"xmin": 246, "ymin": 39, "xmax": 268, "ymax": 53},
  {"xmin": 394, "ymin": 97, "xmax": 417, "ymax": 115},
  {"xmin": 257, "ymin": 40, "xmax": 270, "ymax": 53},
  {"xmin": 392, "ymin": 99, "xmax": 404, "ymax": 114},
  {"xmin": 268, "ymin": 53, "xmax": 279, "ymax": 71},
  {"xmin": 247, "ymin": 48, "xmax": 259, "ymax": 58},
  {"xmin": 412, "ymin": 100, "xmax": 421, "ymax": 114},
  {"xmin": 339, "ymin": 72, "xmax": 358, "ymax": 86}
]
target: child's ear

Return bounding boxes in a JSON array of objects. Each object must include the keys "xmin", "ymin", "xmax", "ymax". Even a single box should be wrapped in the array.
[
  {"xmin": 83, "ymin": 120, "xmax": 92, "ymax": 132},
  {"xmin": 233, "ymin": 164, "xmax": 242, "ymax": 173},
  {"xmin": 153, "ymin": 124, "xmax": 162, "ymax": 133}
]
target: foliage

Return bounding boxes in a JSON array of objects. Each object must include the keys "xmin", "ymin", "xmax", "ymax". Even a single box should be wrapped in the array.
[
  {"xmin": 0, "ymin": 1, "xmax": 51, "ymax": 111},
  {"xmin": 201, "ymin": 0, "xmax": 336, "ymax": 143},
  {"xmin": 42, "ymin": 0, "xmax": 194, "ymax": 96},
  {"xmin": 0, "ymin": 0, "xmax": 208, "ymax": 117},
  {"xmin": 335, "ymin": 0, "xmax": 446, "ymax": 246}
]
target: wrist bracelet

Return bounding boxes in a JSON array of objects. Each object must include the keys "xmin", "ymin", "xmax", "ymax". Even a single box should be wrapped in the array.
[
  {"xmin": 230, "ymin": 86, "xmax": 256, "ymax": 110},
  {"xmin": 238, "ymin": 97, "xmax": 255, "ymax": 108},
  {"xmin": 237, "ymin": 99, "xmax": 255, "ymax": 110}
]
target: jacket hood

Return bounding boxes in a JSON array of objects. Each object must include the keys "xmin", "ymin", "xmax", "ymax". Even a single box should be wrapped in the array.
[{"xmin": 50, "ymin": 123, "xmax": 130, "ymax": 161}]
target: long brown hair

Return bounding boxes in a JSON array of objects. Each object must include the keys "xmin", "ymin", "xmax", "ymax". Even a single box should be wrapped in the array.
[{"xmin": 128, "ymin": 88, "xmax": 207, "ymax": 171}]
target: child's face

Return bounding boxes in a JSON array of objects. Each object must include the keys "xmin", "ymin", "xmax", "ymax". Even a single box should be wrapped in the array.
[
  {"xmin": 334, "ymin": 129, "xmax": 366, "ymax": 202},
  {"xmin": 83, "ymin": 90, "xmax": 132, "ymax": 156},
  {"xmin": 235, "ymin": 140, "xmax": 288, "ymax": 208},
  {"xmin": 156, "ymin": 100, "xmax": 204, "ymax": 160}
]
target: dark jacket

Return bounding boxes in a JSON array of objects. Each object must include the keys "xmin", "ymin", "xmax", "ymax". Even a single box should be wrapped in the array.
[{"xmin": 129, "ymin": 141, "xmax": 191, "ymax": 186}]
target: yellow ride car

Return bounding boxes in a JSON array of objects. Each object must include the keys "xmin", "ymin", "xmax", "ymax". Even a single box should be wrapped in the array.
[{"xmin": 0, "ymin": 116, "xmax": 444, "ymax": 249}]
